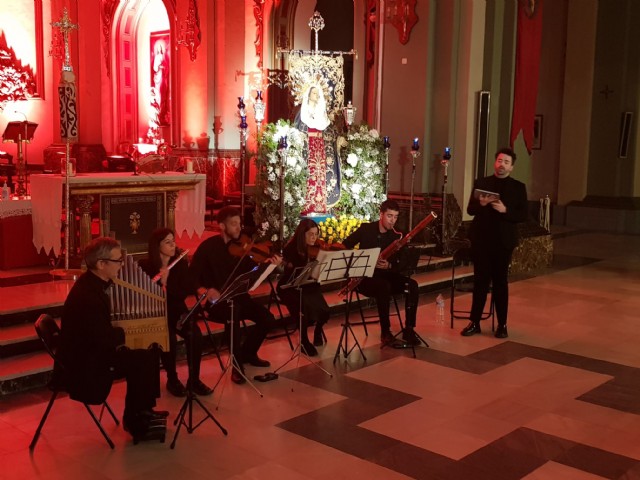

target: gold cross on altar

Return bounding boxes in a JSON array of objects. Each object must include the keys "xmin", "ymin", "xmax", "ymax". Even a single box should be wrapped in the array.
[{"xmin": 51, "ymin": 8, "xmax": 78, "ymax": 71}]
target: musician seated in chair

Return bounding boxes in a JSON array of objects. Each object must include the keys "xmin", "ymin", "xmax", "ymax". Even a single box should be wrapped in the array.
[
  {"xmin": 342, "ymin": 199, "xmax": 420, "ymax": 346},
  {"xmin": 57, "ymin": 237, "xmax": 166, "ymax": 440},
  {"xmin": 190, "ymin": 206, "xmax": 282, "ymax": 385},
  {"xmin": 277, "ymin": 218, "xmax": 330, "ymax": 356},
  {"xmin": 138, "ymin": 228, "xmax": 212, "ymax": 397}
]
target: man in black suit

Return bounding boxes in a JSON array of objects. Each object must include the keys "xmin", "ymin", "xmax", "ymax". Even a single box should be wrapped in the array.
[
  {"xmin": 58, "ymin": 237, "xmax": 165, "ymax": 439},
  {"xmin": 461, "ymin": 147, "xmax": 528, "ymax": 338}
]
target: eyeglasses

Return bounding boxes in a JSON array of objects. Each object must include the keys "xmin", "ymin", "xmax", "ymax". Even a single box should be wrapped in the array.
[{"xmin": 100, "ymin": 258, "xmax": 124, "ymax": 264}]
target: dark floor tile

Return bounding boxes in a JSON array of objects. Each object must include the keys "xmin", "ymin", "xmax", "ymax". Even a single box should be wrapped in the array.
[
  {"xmin": 494, "ymin": 428, "xmax": 576, "ymax": 461},
  {"xmin": 557, "ymin": 443, "xmax": 639, "ymax": 479},
  {"xmin": 460, "ymin": 440, "xmax": 547, "ymax": 480},
  {"xmin": 371, "ymin": 442, "xmax": 452, "ymax": 480}
]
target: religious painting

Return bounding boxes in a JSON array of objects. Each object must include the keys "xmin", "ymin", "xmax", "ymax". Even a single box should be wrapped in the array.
[
  {"xmin": 0, "ymin": 0, "xmax": 44, "ymax": 109},
  {"xmin": 532, "ymin": 114, "xmax": 543, "ymax": 150},
  {"xmin": 149, "ymin": 30, "xmax": 171, "ymax": 127},
  {"xmin": 101, "ymin": 193, "xmax": 165, "ymax": 254}
]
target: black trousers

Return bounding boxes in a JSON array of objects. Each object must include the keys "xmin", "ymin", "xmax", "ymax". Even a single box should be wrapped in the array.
[
  {"xmin": 470, "ymin": 243, "xmax": 513, "ymax": 326},
  {"xmin": 278, "ymin": 283, "xmax": 329, "ymax": 343},
  {"xmin": 357, "ymin": 270, "xmax": 419, "ymax": 332},
  {"xmin": 206, "ymin": 293, "xmax": 272, "ymax": 360},
  {"xmin": 160, "ymin": 315, "xmax": 204, "ymax": 383},
  {"xmin": 113, "ymin": 348, "xmax": 160, "ymax": 416}
]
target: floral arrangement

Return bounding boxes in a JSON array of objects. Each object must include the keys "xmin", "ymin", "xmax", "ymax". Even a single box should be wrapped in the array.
[
  {"xmin": 333, "ymin": 124, "xmax": 387, "ymax": 221},
  {"xmin": 318, "ymin": 216, "xmax": 364, "ymax": 244},
  {"xmin": 253, "ymin": 120, "xmax": 386, "ymax": 241},
  {"xmin": 254, "ymin": 119, "xmax": 307, "ymax": 241}
]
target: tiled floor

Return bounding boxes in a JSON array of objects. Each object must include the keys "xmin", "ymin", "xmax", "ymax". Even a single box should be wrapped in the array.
[{"xmin": 1, "ymin": 231, "xmax": 640, "ymax": 479}]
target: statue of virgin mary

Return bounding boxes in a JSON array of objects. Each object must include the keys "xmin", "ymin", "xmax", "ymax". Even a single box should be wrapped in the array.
[{"xmin": 294, "ymin": 84, "xmax": 341, "ymax": 215}]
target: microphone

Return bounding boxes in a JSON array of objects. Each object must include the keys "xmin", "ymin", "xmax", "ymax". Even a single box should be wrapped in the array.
[{"xmin": 14, "ymin": 111, "xmax": 27, "ymax": 122}]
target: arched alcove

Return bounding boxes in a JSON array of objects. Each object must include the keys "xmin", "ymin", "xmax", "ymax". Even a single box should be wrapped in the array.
[{"xmin": 110, "ymin": 0, "xmax": 177, "ymax": 147}]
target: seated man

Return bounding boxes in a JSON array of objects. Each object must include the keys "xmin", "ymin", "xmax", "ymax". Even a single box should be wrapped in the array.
[
  {"xmin": 342, "ymin": 199, "xmax": 421, "ymax": 345},
  {"xmin": 57, "ymin": 237, "xmax": 165, "ymax": 440},
  {"xmin": 190, "ymin": 206, "xmax": 281, "ymax": 384}
]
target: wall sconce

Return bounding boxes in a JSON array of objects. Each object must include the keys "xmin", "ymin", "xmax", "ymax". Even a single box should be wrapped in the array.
[
  {"xmin": 342, "ymin": 101, "xmax": 357, "ymax": 129},
  {"xmin": 385, "ymin": 0, "xmax": 418, "ymax": 45},
  {"xmin": 178, "ymin": 0, "xmax": 201, "ymax": 61}
]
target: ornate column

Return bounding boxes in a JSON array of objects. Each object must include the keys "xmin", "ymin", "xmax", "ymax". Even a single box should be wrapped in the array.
[
  {"xmin": 75, "ymin": 194, "xmax": 94, "ymax": 251},
  {"xmin": 166, "ymin": 191, "xmax": 179, "ymax": 231}
]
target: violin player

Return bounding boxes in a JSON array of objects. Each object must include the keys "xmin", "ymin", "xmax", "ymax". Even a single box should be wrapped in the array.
[
  {"xmin": 190, "ymin": 206, "xmax": 282, "ymax": 385},
  {"xmin": 277, "ymin": 218, "xmax": 330, "ymax": 356}
]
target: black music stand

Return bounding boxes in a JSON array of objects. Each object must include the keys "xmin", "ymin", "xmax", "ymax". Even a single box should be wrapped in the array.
[
  {"xmin": 273, "ymin": 261, "xmax": 333, "ymax": 384},
  {"xmin": 212, "ymin": 264, "xmax": 275, "ymax": 407},
  {"xmin": 311, "ymin": 248, "xmax": 380, "ymax": 364},
  {"xmin": 170, "ymin": 291, "xmax": 228, "ymax": 449},
  {"xmin": 2, "ymin": 121, "xmax": 38, "ymax": 197}
]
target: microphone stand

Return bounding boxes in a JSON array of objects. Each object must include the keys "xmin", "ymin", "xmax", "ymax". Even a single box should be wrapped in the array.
[
  {"xmin": 277, "ymin": 137, "xmax": 288, "ymax": 254},
  {"xmin": 171, "ymin": 291, "xmax": 228, "ymax": 448},
  {"xmin": 440, "ymin": 148, "xmax": 451, "ymax": 254},
  {"xmin": 238, "ymin": 97, "xmax": 248, "ymax": 227},
  {"xmin": 409, "ymin": 139, "xmax": 420, "ymax": 231}
]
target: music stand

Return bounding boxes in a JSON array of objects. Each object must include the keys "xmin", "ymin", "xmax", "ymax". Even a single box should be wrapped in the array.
[
  {"xmin": 311, "ymin": 248, "xmax": 380, "ymax": 364},
  {"xmin": 273, "ymin": 261, "xmax": 333, "ymax": 384},
  {"xmin": 171, "ymin": 291, "xmax": 228, "ymax": 449},
  {"xmin": 2, "ymin": 121, "xmax": 38, "ymax": 197},
  {"xmin": 212, "ymin": 264, "xmax": 275, "ymax": 407}
]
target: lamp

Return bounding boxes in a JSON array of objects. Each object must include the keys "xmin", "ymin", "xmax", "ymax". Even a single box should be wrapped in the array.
[
  {"xmin": 440, "ymin": 146, "xmax": 451, "ymax": 253},
  {"xmin": 342, "ymin": 101, "xmax": 356, "ymax": 130},
  {"xmin": 254, "ymin": 90, "xmax": 265, "ymax": 133}
]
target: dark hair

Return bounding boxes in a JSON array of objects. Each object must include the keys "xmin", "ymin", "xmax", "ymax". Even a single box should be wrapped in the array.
[
  {"xmin": 289, "ymin": 218, "xmax": 319, "ymax": 256},
  {"xmin": 147, "ymin": 227, "xmax": 176, "ymax": 271},
  {"xmin": 84, "ymin": 237, "xmax": 120, "ymax": 270},
  {"xmin": 217, "ymin": 206, "xmax": 241, "ymax": 224},
  {"xmin": 380, "ymin": 199, "xmax": 400, "ymax": 213},
  {"xmin": 495, "ymin": 147, "xmax": 517, "ymax": 165}
]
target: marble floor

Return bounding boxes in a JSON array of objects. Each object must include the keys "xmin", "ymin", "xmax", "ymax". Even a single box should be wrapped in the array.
[{"xmin": 1, "ymin": 231, "xmax": 640, "ymax": 479}]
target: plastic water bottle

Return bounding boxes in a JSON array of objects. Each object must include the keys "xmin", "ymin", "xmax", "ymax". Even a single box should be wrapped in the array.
[
  {"xmin": 435, "ymin": 294, "xmax": 445, "ymax": 325},
  {"xmin": 1, "ymin": 182, "xmax": 9, "ymax": 201}
]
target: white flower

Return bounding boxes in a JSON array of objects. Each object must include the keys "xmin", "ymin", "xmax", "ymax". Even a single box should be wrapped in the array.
[
  {"xmin": 343, "ymin": 168, "xmax": 354, "ymax": 178},
  {"xmin": 284, "ymin": 192, "xmax": 294, "ymax": 205},
  {"xmin": 346, "ymin": 153, "xmax": 358, "ymax": 167},
  {"xmin": 271, "ymin": 234, "xmax": 278, "ymax": 242},
  {"xmin": 351, "ymin": 183, "xmax": 363, "ymax": 195},
  {"xmin": 286, "ymin": 155, "xmax": 297, "ymax": 168},
  {"xmin": 369, "ymin": 129, "xmax": 379, "ymax": 138},
  {"xmin": 355, "ymin": 147, "xmax": 363, "ymax": 155},
  {"xmin": 268, "ymin": 172, "xmax": 276, "ymax": 182}
]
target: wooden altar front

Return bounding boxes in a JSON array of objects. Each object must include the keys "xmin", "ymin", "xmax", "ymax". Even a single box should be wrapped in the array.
[{"xmin": 30, "ymin": 172, "xmax": 206, "ymax": 255}]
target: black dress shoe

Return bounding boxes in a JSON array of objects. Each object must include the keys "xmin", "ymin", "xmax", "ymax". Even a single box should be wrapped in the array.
[
  {"xmin": 495, "ymin": 325, "xmax": 508, "ymax": 338},
  {"xmin": 461, "ymin": 322, "xmax": 481, "ymax": 336},
  {"xmin": 231, "ymin": 367, "xmax": 246, "ymax": 385},
  {"xmin": 188, "ymin": 379, "xmax": 213, "ymax": 396},
  {"xmin": 380, "ymin": 330, "xmax": 395, "ymax": 345},
  {"xmin": 140, "ymin": 409, "xmax": 170, "ymax": 418},
  {"xmin": 245, "ymin": 355, "xmax": 271, "ymax": 367},
  {"xmin": 166, "ymin": 378, "xmax": 187, "ymax": 397},
  {"xmin": 402, "ymin": 328, "xmax": 420, "ymax": 346},
  {"xmin": 301, "ymin": 341, "xmax": 318, "ymax": 356}
]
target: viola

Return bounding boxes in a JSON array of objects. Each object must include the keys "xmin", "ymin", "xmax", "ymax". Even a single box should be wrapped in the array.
[
  {"xmin": 307, "ymin": 239, "xmax": 346, "ymax": 260},
  {"xmin": 227, "ymin": 233, "xmax": 273, "ymax": 263}
]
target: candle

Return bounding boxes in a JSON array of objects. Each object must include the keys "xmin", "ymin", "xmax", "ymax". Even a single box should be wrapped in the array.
[
  {"xmin": 383, "ymin": 136, "xmax": 390, "ymax": 149},
  {"xmin": 412, "ymin": 138, "xmax": 419, "ymax": 151},
  {"xmin": 185, "ymin": 159, "xmax": 194, "ymax": 173}
]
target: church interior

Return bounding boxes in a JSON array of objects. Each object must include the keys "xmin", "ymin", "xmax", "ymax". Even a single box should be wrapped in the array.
[{"xmin": 1, "ymin": 1, "xmax": 640, "ymax": 478}]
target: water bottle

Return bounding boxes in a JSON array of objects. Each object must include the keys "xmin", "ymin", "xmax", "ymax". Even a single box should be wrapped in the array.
[
  {"xmin": 435, "ymin": 294, "xmax": 445, "ymax": 325},
  {"xmin": 1, "ymin": 182, "xmax": 9, "ymax": 201}
]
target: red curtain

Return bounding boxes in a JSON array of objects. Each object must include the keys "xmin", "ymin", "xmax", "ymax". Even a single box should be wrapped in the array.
[{"xmin": 509, "ymin": 0, "xmax": 544, "ymax": 154}]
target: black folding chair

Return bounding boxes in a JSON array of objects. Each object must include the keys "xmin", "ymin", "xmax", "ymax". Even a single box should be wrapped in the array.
[
  {"xmin": 30, "ymin": 314, "xmax": 120, "ymax": 451},
  {"xmin": 450, "ymin": 247, "xmax": 495, "ymax": 330}
]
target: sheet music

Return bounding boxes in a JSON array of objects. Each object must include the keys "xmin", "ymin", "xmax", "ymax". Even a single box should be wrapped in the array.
[
  {"xmin": 314, "ymin": 248, "xmax": 380, "ymax": 283},
  {"xmin": 249, "ymin": 263, "xmax": 278, "ymax": 292}
]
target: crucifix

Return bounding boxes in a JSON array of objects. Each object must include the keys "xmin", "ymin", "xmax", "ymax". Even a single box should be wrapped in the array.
[
  {"xmin": 599, "ymin": 85, "xmax": 614, "ymax": 100},
  {"xmin": 51, "ymin": 8, "xmax": 78, "ymax": 72}
]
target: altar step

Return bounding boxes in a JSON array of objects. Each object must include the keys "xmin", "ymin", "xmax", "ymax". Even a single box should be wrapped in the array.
[{"xmin": 0, "ymin": 253, "xmax": 470, "ymax": 396}]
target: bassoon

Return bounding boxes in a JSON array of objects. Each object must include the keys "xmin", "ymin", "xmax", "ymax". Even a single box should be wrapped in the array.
[{"xmin": 339, "ymin": 211, "xmax": 438, "ymax": 296}]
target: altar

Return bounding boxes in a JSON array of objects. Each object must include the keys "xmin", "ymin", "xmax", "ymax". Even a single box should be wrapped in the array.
[{"xmin": 30, "ymin": 172, "xmax": 206, "ymax": 255}]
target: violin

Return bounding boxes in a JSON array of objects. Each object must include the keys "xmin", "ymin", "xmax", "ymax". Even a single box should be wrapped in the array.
[
  {"xmin": 227, "ymin": 233, "xmax": 274, "ymax": 263},
  {"xmin": 307, "ymin": 239, "xmax": 346, "ymax": 260}
]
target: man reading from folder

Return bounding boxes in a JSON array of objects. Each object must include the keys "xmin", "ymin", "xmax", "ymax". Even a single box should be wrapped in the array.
[
  {"xmin": 342, "ymin": 199, "xmax": 420, "ymax": 346},
  {"xmin": 190, "ymin": 206, "xmax": 282, "ymax": 384},
  {"xmin": 461, "ymin": 147, "xmax": 528, "ymax": 339}
]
